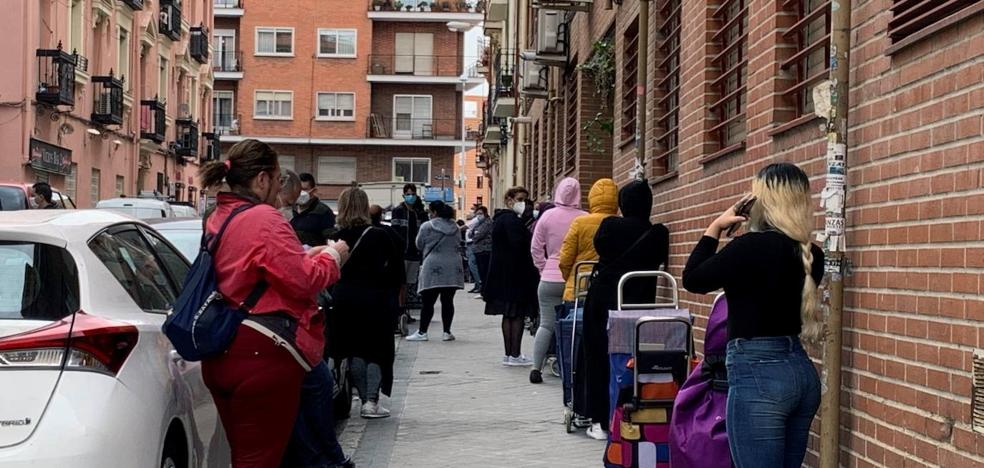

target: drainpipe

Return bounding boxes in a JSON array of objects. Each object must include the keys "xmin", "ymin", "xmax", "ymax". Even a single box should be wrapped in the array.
[
  {"xmin": 513, "ymin": 0, "xmax": 526, "ymax": 187},
  {"xmin": 818, "ymin": 0, "xmax": 853, "ymax": 466},
  {"xmin": 634, "ymin": 0, "xmax": 649, "ymax": 181}
]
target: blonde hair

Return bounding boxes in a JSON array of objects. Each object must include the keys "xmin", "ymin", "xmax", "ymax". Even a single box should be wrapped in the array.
[
  {"xmin": 747, "ymin": 163, "xmax": 822, "ymax": 342},
  {"xmin": 337, "ymin": 187, "xmax": 371, "ymax": 229}
]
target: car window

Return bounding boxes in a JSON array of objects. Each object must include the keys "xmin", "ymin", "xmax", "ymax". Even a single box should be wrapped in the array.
[
  {"xmin": 142, "ymin": 229, "xmax": 190, "ymax": 288},
  {"xmin": 156, "ymin": 229, "xmax": 202, "ymax": 261},
  {"xmin": 0, "ymin": 187, "xmax": 26, "ymax": 211},
  {"xmin": 0, "ymin": 242, "xmax": 79, "ymax": 320},
  {"xmin": 88, "ymin": 229, "xmax": 177, "ymax": 312}
]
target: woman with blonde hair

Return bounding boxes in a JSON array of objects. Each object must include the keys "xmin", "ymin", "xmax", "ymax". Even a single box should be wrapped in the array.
[
  {"xmin": 682, "ymin": 162, "xmax": 824, "ymax": 468},
  {"xmin": 328, "ymin": 187, "xmax": 404, "ymax": 419}
]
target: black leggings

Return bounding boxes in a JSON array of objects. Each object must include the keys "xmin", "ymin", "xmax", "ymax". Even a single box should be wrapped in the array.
[
  {"xmin": 419, "ymin": 287, "xmax": 457, "ymax": 334},
  {"xmin": 502, "ymin": 316, "xmax": 525, "ymax": 357}
]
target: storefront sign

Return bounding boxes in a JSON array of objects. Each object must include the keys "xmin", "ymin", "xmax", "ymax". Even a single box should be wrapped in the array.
[
  {"xmin": 423, "ymin": 187, "xmax": 454, "ymax": 202},
  {"xmin": 29, "ymin": 138, "xmax": 72, "ymax": 175}
]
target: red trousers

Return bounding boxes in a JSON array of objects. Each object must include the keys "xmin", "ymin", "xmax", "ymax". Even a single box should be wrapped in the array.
[{"xmin": 203, "ymin": 325, "xmax": 305, "ymax": 468}]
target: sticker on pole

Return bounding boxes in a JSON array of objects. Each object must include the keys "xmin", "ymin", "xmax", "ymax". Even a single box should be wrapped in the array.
[{"xmin": 813, "ymin": 80, "xmax": 834, "ymax": 118}]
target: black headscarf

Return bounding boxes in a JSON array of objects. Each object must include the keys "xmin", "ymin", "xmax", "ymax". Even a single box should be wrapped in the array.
[{"xmin": 618, "ymin": 180, "xmax": 653, "ymax": 219}]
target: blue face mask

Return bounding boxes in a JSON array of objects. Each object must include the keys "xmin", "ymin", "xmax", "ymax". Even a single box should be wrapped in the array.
[{"xmin": 404, "ymin": 194, "xmax": 417, "ymax": 204}]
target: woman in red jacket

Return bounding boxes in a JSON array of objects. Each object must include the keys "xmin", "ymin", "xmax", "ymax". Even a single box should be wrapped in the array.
[{"xmin": 198, "ymin": 139, "xmax": 349, "ymax": 467}]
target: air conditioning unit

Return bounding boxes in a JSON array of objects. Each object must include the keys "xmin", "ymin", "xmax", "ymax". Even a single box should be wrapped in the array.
[
  {"xmin": 521, "ymin": 56, "xmax": 548, "ymax": 98},
  {"xmin": 535, "ymin": 9, "xmax": 567, "ymax": 66}
]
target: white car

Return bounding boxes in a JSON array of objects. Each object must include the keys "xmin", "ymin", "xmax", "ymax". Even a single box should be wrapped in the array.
[
  {"xmin": 0, "ymin": 210, "xmax": 227, "ymax": 468},
  {"xmin": 96, "ymin": 198, "xmax": 176, "ymax": 220}
]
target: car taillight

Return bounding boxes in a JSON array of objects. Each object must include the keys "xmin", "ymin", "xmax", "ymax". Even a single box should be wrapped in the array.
[{"xmin": 0, "ymin": 312, "xmax": 138, "ymax": 375}]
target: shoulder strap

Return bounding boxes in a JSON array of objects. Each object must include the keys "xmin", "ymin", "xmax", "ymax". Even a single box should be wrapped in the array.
[
  {"xmin": 594, "ymin": 227, "xmax": 655, "ymax": 278},
  {"xmin": 204, "ymin": 204, "xmax": 257, "ymax": 254},
  {"xmin": 349, "ymin": 226, "xmax": 373, "ymax": 257}
]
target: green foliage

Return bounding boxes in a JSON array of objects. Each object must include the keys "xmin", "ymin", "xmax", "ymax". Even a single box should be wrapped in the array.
[{"xmin": 577, "ymin": 40, "xmax": 615, "ymax": 153}]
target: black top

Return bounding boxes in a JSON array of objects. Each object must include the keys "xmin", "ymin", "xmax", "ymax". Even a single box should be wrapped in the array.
[
  {"xmin": 481, "ymin": 209, "xmax": 539, "ymax": 304},
  {"xmin": 682, "ymin": 231, "xmax": 825, "ymax": 340},
  {"xmin": 390, "ymin": 202, "xmax": 428, "ymax": 261},
  {"xmin": 290, "ymin": 198, "xmax": 336, "ymax": 246}
]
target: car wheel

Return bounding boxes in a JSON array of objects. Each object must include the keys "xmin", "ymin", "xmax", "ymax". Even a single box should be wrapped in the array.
[{"xmin": 332, "ymin": 359, "xmax": 353, "ymax": 421}]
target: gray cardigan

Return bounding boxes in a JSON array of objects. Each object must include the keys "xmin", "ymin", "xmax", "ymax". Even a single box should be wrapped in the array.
[
  {"xmin": 416, "ymin": 217, "xmax": 465, "ymax": 292},
  {"xmin": 470, "ymin": 216, "xmax": 493, "ymax": 253}
]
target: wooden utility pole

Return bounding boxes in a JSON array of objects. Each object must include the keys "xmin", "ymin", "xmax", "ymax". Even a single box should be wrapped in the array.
[{"xmin": 818, "ymin": 0, "xmax": 853, "ymax": 466}]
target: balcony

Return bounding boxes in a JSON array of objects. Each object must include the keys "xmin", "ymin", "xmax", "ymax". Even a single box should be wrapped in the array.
[
  {"xmin": 140, "ymin": 98, "xmax": 166, "ymax": 143},
  {"xmin": 531, "ymin": 0, "xmax": 592, "ymax": 11},
  {"xmin": 214, "ymin": 111, "xmax": 240, "ymax": 135},
  {"xmin": 367, "ymin": 55, "xmax": 484, "ymax": 85},
  {"xmin": 122, "ymin": 0, "xmax": 144, "ymax": 10},
  {"xmin": 190, "ymin": 26, "xmax": 209, "ymax": 64},
  {"xmin": 213, "ymin": 51, "xmax": 243, "ymax": 80},
  {"xmin": 368, "ymin": 0, "xmax": 484, "ymax": 22},
  {"xmin": 202, "ymin": 132, "xmax": 221, "ymax": 162},
  {"xmin": 367, "ymin": 114, "xmax": 463, "ymax": 141},
  {"xmin": 490, "ymin": 49, "xmax": 515, "ymax": 118},
  {"xmin": 160, "ymin": 0, "xmax": 182, "ymax": 41},
  {"xmin": 486, "ymin": 0, "xmax": 507, "ymax": 21},
  {"xmin": 475, "ymin": 152, "xmax": 488, "ymax": 169},
  {"xmin": 175, "ymin": 118, "xmax": 199, "ymax": 157},
  {"xmin": 91, "ymin": 74, "xmax": 124, "ymax": 126},
  {"xmin": 35, "ymin": 45, "xmax": 77, "ymax": 107},
  {"xmin": 214, "ymin": 0, "xmax": 244, "ymax": 17}
]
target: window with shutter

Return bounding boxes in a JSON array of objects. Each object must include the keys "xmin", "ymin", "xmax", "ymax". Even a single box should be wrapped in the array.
[
  {"xmin": 621, "ymin": 20, "xmax": 639, "ymax": 144},
  {"xmin": 653, "ymin": 0, "xmax": 681, "ymax": 176},
  {"xmin": 565, "ymin": 70, "xmax": 578, "ymax": 172},
  {"xmin": 707, "ymin": 0, "xmax": 748, "ymax": 162},
  {"xmin": 776, "ymin": 0, "xmax": 831, "ymax": 129},
  {"xmin": 886, "ymin": 0, "xmax": 983, "ymax": 54},
  {"xmin": 317, "ymin": 157, "xmax": 357, "ymax": 185}
]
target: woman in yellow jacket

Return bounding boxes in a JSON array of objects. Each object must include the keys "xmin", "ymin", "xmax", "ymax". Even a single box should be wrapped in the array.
[{"xmin": 557, "ymin": 178, "xmax": 619, "ymax": 302}]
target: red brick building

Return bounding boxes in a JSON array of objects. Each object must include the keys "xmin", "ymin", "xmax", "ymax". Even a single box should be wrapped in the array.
[
  {"xmin": 483, "ymin": 0, "xmax": 984, "ymax": 465},
  {"xmin": 213, "ymin": 0, "xmax": 484, "ymax": 205}
]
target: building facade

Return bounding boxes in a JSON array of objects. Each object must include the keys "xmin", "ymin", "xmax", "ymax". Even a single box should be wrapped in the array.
[
  {"xmin": 214, "ymin": 0, "xmax": 484, "ymax": 206},
  {"xmin": 0, "ymin": 0, "xmax": 216, "ymax": 208},
  {"xmin": 482, "ymin": 0, "xmax": 984, "ymax": 466}
]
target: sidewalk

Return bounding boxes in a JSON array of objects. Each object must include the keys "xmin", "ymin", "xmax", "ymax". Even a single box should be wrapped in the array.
[{"xmin": 346, "ymin": 289, "xmax": 605, "ymax": 467}]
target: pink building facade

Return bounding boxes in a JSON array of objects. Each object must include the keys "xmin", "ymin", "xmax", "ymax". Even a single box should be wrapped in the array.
[{"xmin": 0, "ymin": 0, "xmax": 215, "ymax": 208}]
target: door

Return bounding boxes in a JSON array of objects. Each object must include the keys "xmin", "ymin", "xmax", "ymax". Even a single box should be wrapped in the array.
[
  {"xmin": 394, "ymin": 33, "xmax": 433, "ymax": 75},
  {"xmin": 393, "ymin": 95, "xmax": 432, "ymax": 139},
  {"xmin": 212, "ymin": 30, "xmax": 236, "ymax": 71},
  {"xmin": 213, "ymin": 91, "xmax": 234, "ymax": 131}
]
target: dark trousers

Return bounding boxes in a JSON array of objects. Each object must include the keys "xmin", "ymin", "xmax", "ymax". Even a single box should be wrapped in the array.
[
  {"xmin": 283, "ymin": 361, "xmax": 347, "ymax": 467},
  {"xmin": 203, "ymin": 326, "xmax": 305, "ymax": 468},
  {"xmin": 419, "ymin": 287, "xmax": 457, "ymax": 334},
  {"xmin": 474, "ymin": 251, "xmax": 491, "ymax": 289}
]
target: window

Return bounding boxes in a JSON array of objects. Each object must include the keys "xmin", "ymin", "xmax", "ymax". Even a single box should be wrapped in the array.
[
  {"xmin": 90, "ymin": 168, "xmax": 101, "ymax": 205},
  {"xmin": 141, "ymin": 229, "xmax": 189, "ymax": 287},
  {"xmin": 476, "ymin": 176, "xmax": 483, "ymax": 189},
  {"xmin": 709, "ymin": 0, "xmax": 748, "ymax": 158},
  {"xmin": 780, "ymin": 0, "xmax": 830, "ymax": 122},
  {"xmin": 317, "ymin": 29, "xmax": 357, "ymax": 57},
  {"xmin": 213, "ymin": 30, "xmax": 237, "ymax": 71},
  {"xmin": 395, "ymin": 32, "xmax": 435, "ymax": 75},
  {"xmin": 65, "ymin": 163, "xmax": 77, "ymax": 200},
  {"xmin": 317, "ymin": 157, "xmax": 357, "ymax": 184},
  {"xmin": 393, "ymin": 95, "xmax": 433, "ymax": 138},
  {"xmin": 213, "ymin": 91, "xmax": 234, "ymax": 130},
  {"xmin": 887, "ymin": 1, "xmax": 984, "ymax": 54},
  {"xmin": 159, "ymin": 57, "xmax": 168, "ymax": 102},
  {"xmin": 621, "ymin": 21, "xmax": 639, "ymax": 143},
  {"xmin": 157, "ymin": 172, "xmax": 165, "ymax": 194},
  {"xmin": 279, "ymin": 155, "xmax": 295, "ymax": 173},
  {"xmin": 256, "ymin": 27, "xmax": 293, "ymax": 56},
  {"xmin": 88, "ymin": 229, "xmax": 177, "ymax": 312},
  {"xmin": 393, "ymin": 158, "xmax": 430, "ymax": 184},
  {"xmin": 68, "ymin": 0, "xmax": 84, "ymax": 58},
  {"xmin": 564, "ymin": 70, "xmax": 578, "ymax": 170},
  {"xmin": 118, "ymin": 27, "xmax": 130, "ymax": 88},
  {"xmin": 654, "ymin": 0, "xmax": 681, "ymax": 174},
  {"xmin": 254, "ymin": 90, "xmax": 293, "ymax": 119},
  {"xmin": 115, "ymin": 175, "xmax": 125, "ymax": 196},
  {"xmin": 0, "ymin": 243, "xmax": 79, "ymax": 321},
  {"xmin": 316, "ymin": 92, "xmax": 355, "ymax": 120},
  {"xmin": 464, "ymin": 101, "xmax": 479, "ymax": 118}
]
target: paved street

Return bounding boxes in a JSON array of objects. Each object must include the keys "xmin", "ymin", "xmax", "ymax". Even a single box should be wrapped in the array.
[{"xmin": 340, "ymin": 288, "xmax": 604, "ymax": 467}]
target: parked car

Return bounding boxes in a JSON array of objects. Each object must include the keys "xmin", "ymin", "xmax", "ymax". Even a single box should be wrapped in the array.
[
  {"xmin": 0, "ymin": 183, "xmax": 76, "ymax": 210},
  {"xmin": 148, "ymin": 217, "xmax": 354, "ymax": 420},
  {"xmin": 0, "ymin": 210, "xmax": 228, "ymax": 468},
  {"xmin": 95, "ymin": 197, "xmax": 175, "ymax": 220},
  {"xmin": 168, "ymin": 202, "xmax": 200, "ymax": 218}
]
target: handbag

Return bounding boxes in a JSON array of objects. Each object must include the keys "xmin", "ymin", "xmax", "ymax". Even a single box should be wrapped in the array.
[{"xmin": 163, "ymin": 204, "xmax": 266, "ymax": 361}]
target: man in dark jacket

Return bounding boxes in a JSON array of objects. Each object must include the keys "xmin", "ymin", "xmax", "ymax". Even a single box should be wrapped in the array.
[
  {"xmin": 31, "ymin": 182, "xmax": 59, "ymax": 209},
  {"xmin": 291, "ymin": 173, "xmax": 337, "ymax": 246},
  {"xmin": 469, "ymin": 206, "xmax": 493, "ymax": 295},
  {"xmin": 390, "ymin": 184, "xmax": 428, "ymax": 316}
]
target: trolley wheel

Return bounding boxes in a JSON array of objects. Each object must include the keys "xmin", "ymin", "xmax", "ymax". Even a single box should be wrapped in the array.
[
  {"xmin": 549, "ymin": 357, "xmax": 561, "ymax": 378},
  {"xmin": 564, "ymin": 409, "xmax": 574, "ymax": 434}
]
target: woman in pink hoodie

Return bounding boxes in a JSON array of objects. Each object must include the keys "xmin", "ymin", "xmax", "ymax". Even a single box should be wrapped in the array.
[{"xmin": 529, "ymin": 177, "xmax": 586, "ymax": 383}]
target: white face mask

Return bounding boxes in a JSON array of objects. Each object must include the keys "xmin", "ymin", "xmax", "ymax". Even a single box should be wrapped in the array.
[
  {"xmin": 512, "ymin": 201, "xmax": 526, "ymax": 216},
  {"xmin": 296, "ymin": 190, "xmax": 311, "ymax": 206}
]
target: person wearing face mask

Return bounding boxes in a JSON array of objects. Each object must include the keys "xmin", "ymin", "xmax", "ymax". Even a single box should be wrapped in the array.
[
  {"xmin": 405, "ymin": 201, "xmax": 465, "ymax": 341},
  {"xmin": 482, "ymin": 187, "xmax": 540, "ymax": 366},
  {"xmin": 291, "ymin": 173, "xmax": 338, "ymax": 247},
  {"xmin": 579, "ymin": 180, "xmax": 670, "ymax": 440},
  {"xmin": 277, "ymin": 170, "xmax": 302, "ymax": 221},
  {"xmin": 31, "ymin": 182, "xmax": 59, "ymax": 209},
  {"xmin": 197, "ymin": 139, "xmax": 350, "ymax": 467},
  {"xmin": 390, "ymin": 184, "xmax": 428, "ymax": 315},
  {"xmin": 470, "ymin": 206, "xmax": 493, "ymax": 298}
]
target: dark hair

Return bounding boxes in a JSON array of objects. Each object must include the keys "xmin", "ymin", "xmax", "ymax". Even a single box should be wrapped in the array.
[
  {"xmin": 476, "ymin": 206, "xmax": 489, "ymax": 216},
  {"xmin": 403, "ymin": 183, "xmax": 417, "ymax": 195},
  {"xmin": 32, "ymin": 182, "xmax": 53, "ymax": 203},
  {"xmin": 456, "ymin": 219, "xmax": 465, "ymax": 226},
  {"xmin": 299, "ymin": 173, "xmax": 316, "ymax": 186},
  {"xmin": 200, "ymin": 139, "xmax": 278, "ymax": 193},
  {"xmin": 428, "ymin": 200, "xmax": 454, "ymax": 219},
  {"xmin": 757, "ymin": 162, "xmax": 810, "ymax": 191},
  {"xmin": 369, "ymin": 204, "xmax": 384, "ymax": 224},
  {"xmin": 504, "ymin": 186, "xmax": 529, "ymax": 202}
]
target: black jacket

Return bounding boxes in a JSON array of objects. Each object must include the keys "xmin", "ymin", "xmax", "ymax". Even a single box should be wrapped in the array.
[
  {"xmin": 290, "ymin": 198, "xmax": 336, "ymax": 246},
  {"xmin": 391, "ymin": 202, "xmax": 428, "ymax": 261},
  {"xmin": 481, "ymin": 209, "xmax": 540, "ymax": 305}
]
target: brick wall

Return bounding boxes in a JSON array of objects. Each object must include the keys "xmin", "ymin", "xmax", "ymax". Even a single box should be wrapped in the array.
[{"xmin": 598, "ymin": 0, "xmax": 984, "ymax": 466}]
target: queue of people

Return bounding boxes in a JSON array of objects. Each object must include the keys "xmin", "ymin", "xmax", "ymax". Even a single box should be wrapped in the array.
[{"xmin": 190, "ymin": 138, "xmax": 824, "ymax": 467}]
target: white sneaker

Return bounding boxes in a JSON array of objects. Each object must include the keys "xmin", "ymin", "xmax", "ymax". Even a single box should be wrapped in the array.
[
  {"xmin": 405, "ymin": 331, "xmax": 428, "ymax": 341},
  {"xmin": 360, "ymin": 400, "xmax": 391, "ymax": 419},
  {"xmin": 507, "ymin": 355, "xmax": 533, "ymax": 366},
  {"xmin": 586, "ymin": 423, "xmax": 609, "ymax": 440},
  {"xmin": 442, "ymin": 332, "xmax": 456, "ymax": 341},
  {"xmin": 502, "ymin": 355, "xmax": 511, "ymax": 366}
]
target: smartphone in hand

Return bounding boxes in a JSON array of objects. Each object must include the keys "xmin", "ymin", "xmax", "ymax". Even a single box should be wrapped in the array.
[{"xmin": 726, "ymin": 196, "xmax": 757, "ymax": 237}]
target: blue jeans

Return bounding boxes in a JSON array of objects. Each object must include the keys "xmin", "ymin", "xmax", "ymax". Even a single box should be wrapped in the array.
[
  {"xmin": 466, "ymin": 244, "xmax": 481, "ymax": 288},
  {"xmin": 283, "ymin": 361, "xmax": 347, "ymax": 467},
  {"xmin": 725, "ymin": 336, "xmax": 820, "ymax": 468}
]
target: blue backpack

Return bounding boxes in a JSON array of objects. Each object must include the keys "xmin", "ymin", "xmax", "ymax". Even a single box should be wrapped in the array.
[{"xmin": 163, "ymin": 204, "xmax": 267, "ymax": 361}]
